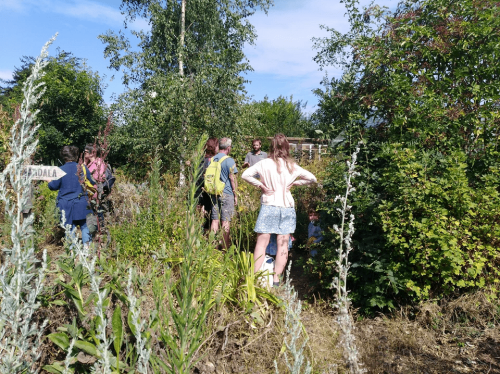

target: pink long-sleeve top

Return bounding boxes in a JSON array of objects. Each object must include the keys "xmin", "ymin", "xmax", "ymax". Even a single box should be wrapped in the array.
[
  {"xmin": 87, "ymin": 158, "xmax": 107, "ymax": 183},
  {"xmin": 242, "ymin": 158, "xmax": 317, "ymax": 208}
]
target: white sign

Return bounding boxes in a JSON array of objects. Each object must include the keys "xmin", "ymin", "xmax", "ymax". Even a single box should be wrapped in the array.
[{"xmin": 24, "ymin": 165, "xmax": 66, "ymax": 181}]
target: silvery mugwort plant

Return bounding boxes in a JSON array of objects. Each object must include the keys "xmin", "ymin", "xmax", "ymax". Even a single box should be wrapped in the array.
[
  {"xmin": 62, "ymin": 338, "xmax": 76, "ymax": 374},
  {"xmin": 61, "ymin": 212, "xmax": 152, "ymax": 373},
  {"xmin": 61, "ymin": 211, "xmax": 114, "ymax": 373},
  {"xmin": 274, "ymin": 262, "xmax": 311, "ymax": 374},
  {"xmin": 126, "ymin": 267, "xmax": 152, "ymax": 374},
  {"xmin": 331, "ymin": 145, "xmax": 365, "ymax": 374},
  {"xmin": 0, "ymin": 35, "xmax": 56, "ymax": 373}
]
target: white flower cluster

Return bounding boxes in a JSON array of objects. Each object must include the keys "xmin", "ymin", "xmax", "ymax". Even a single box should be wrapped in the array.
[{"xmin": 0, "ymin": 35, "xmax": 56, "ymax": 373}]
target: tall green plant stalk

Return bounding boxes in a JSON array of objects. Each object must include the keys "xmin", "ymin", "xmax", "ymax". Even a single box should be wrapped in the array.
[
  {"xmin": 0, "ymin": 35, "xmax": 56, "ymax": 373},
  {"xmin": 156, "ymin": 134, "xmax": 219, "ymax": 374},
  {"xmin": 331, "ymin": 146, "xmax": 365, "ymax": 374}
]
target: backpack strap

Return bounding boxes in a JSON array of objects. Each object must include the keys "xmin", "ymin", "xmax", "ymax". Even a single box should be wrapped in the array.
[{"xmin": 218, "ymin": 155, "xmax": 229, "ymax": 164}]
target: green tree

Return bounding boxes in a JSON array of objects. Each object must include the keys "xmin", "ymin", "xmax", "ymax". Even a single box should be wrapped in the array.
[
  {"xmin": 243, "ymin": 95, "xmax": 314, "ymax": 138},
  {"xmin": 0, "ymin": 52, "xmax": 107, "ymax": 163},
  {"xmin": 100, "ymin": 0, "xmax": 272, "ymax": 172},
  {"xmin": 312, "ymin": 0, "xmax": 500, "ymax": 309}
]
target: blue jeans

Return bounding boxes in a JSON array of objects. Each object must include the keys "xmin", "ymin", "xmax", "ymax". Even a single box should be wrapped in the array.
[{"xmin": 69, "ymin": 219, "xmax": 91, "ymax": 244}]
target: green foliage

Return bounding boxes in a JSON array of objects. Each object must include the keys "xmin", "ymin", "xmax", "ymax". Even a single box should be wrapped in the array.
[
  {"xmin": 241, "ymin": 96, "xmax": 315, "ymax": 138},
  {"xmin": 109, "ymin": 164, "xmax": 186, "ymax": 266},
  {"xmin": 377, "ymin": 147, "xmax": 500, "ymax": 299},
  {"xmin": 44, "ymin": 258, "xmax": 157, "ymax": 373},
  {"xmin": 33, "ymin": 181, "xmax": 59, "ymax": 245},
  {"xmin": 312, "ymin": 0, "xmax": 500, "ymax": 310},
  {"xmin": 0, "ymin": 51, "xmax": 107, "ymax": 164},
  {"xmin": 101, "ymin": 0, "xmax": 272, "ymax": 172},
  {"xmin": 221, "ymin": 249, "xmax": 280, "ymax": 310},
  {"xmin": 0, "ymin": 104, "xmax": 12, "ymax": 170}
]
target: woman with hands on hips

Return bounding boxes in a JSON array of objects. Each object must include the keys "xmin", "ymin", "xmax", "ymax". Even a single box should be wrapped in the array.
[{"xmin": 242, "ymin": 133, "xmax": 317, "ymax": 286}]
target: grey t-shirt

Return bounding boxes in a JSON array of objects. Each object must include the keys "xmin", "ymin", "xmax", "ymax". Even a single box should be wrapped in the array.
[{"xmin": 245, "ymin": 151, "xmax": 267, "ymax": 167}]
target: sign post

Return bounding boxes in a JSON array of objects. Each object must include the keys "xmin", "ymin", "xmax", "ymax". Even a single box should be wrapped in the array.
[{"xmin": 24, "ymin": 165, "xmax": 66, "ymax": 181}]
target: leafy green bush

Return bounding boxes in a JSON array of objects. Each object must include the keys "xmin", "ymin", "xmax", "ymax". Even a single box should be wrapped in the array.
[
  {"xmin": 311, "ymin": 0, "xmax": 500, "ymax": 311},
  {"xmin": 377, "ymin": 147, "xmax": 500, "ymax": 299}
]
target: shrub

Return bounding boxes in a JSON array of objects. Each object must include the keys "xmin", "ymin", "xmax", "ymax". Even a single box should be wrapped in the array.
[{"xmin": 377, "ymin": 147, "xmax": 500, "ymax": 299}]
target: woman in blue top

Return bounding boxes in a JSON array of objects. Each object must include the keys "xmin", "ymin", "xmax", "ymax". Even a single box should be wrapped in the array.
[{"xmin": 48, "ymin": 145, "xmax": 95, "ymax": 245}]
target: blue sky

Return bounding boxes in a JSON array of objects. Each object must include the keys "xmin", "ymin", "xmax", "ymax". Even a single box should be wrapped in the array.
[{"xmin": 0, "ymin": 0, "xmax": 390, "ymax": 112}]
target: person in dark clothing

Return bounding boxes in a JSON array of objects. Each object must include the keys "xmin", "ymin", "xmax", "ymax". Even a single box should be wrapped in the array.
[
  {"xmin": 197, "ymin": 137, "xmax": 219, "ymax": 230},
  {"xmin": 48, "ymin": 145, "xmax": 96, "ymax": 246}
]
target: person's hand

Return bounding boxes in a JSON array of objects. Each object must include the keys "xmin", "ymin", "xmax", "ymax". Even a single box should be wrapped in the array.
[
  {"xmin": 260, "ymin": 184, "xmax": 274, "ymax": 196},
  {"xmin": 242, "ymin": 162, "xmax": 250, "ymax": 168},
  {"xmin": 286, "ymin": 181, "xmax": 297, "ymax": 192},
  {"xmin": 234, "ymin": 194, "xmax": 238, "ymax": 206}
]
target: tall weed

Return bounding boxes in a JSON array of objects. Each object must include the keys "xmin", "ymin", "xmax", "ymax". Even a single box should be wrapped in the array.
[{"xmin": 0, "ymin": 35, "xmax": 55, "ymax": 373}]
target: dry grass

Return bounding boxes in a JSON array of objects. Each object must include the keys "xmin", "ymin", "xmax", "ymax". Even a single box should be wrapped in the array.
[
  {"xmin": 357, "ymin": 293, "xmax": 500, "ymax": 374},
  {"xmin": 193, "ymin": 305, "xmax": 283, "ymax": 374}
]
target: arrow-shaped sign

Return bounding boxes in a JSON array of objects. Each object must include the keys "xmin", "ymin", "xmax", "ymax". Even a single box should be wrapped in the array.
[{"xmin": 24, "ymin": 165, "xmax": 66, "ymax": 181}]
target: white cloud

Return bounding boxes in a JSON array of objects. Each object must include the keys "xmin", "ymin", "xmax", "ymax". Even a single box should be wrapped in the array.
[
  {"xmin": 0, "ymin": 0, "xmax": 25, "ymax": 12},
  {"xmin": 52, "ymin": 0, "xmax": 124, "ymax": 25},
  {"xmin": 50, "ymin": 0, "xmax": 150, "ymax": 31},
  {"xmin": 1, "ymin": 0, "xmax": 149, "ymax": 31},
  {"xmin": 243, "ymin": 0, "xmax": 395, "ymax": 104},
  {"xmin": 245, "ymin": 0, "xmax": 348, "ymax": 80},
  {"xmin": 0, "ymin": 70, "xmax": 13, "ymax": 81},
  {"xmin": 245, "ymin": 0, "xmax": 394, "ymax": 79}
]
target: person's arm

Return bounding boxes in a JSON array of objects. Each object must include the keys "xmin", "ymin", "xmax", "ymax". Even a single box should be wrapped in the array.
[
  {"xmin": 47, "ymin": 178, "xmax": 61, "ymax": 191},
  {"xmin": 288, "ymin": 165, "xmax": 317, "ymax": 189},
  {"xmin": 243, "ymin": 153, "xmax": 250, "ymax": 168},
  {"xmin": 242, "ymin": 163, "xmax": 263, "ymax": 188},
  {"xmin": 242, "ymin": 163, "xmax": 273, "ymax": 195},
  {"xmin": 229, "ymin": 172, "xmax": 238, "ymax": 205}
]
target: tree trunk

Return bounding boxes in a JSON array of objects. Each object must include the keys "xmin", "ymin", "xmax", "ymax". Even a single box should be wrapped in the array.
[
  {"xmin": 179, "ymin": 0, "xmax": 187, "ymax": 186},
  {"xmin": 179, "ymin": 0, "xmax": 186, "ymax": 76}
]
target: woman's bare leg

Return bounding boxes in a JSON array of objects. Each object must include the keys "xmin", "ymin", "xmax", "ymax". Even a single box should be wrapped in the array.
[
  {"xmin": 254, "ymin": 233, "xmax": 271, "ymax": 273},
  {"xmin": 274, "ymin": 234, "xmax": 290, "ymax": 283}
]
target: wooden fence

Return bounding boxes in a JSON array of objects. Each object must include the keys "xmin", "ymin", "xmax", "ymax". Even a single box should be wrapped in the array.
[{"xmin": 246, "ymin": 137, "xmax": 329, "ymax": 160}]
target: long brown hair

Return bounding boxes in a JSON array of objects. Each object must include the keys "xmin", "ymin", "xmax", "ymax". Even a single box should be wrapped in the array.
[
  {"xmin": 205, "ymin": 137, "xmax": 219, "ymax": 158},
  {"xmin": 269, "ymin": 133, "xmax": 295, "ymax": 173}
]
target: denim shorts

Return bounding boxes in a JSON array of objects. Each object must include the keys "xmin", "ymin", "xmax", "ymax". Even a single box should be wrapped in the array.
[
  {"xmin": 210, "ymin": 194, "xmax": 235, "ymax": 222},
  {"xmin": 254, "ymin": 204, "xmax": 296, "ymax": 235}
]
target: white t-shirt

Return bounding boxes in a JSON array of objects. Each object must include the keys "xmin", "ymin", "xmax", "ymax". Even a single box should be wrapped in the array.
[{"xmin": 242, "ymin": 158, "xmax": 317, "ymax": 208}]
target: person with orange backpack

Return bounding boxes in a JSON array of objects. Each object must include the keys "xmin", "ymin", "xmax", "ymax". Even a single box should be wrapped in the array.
[{"xmin": 205, "ymin": 137, "xmax": 238, "ymax": 249}]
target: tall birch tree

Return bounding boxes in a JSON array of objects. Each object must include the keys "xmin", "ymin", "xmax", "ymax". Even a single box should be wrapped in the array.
[{"xmin": 100, "ymin": 0, "xmax": 272, "ymax": 172}]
